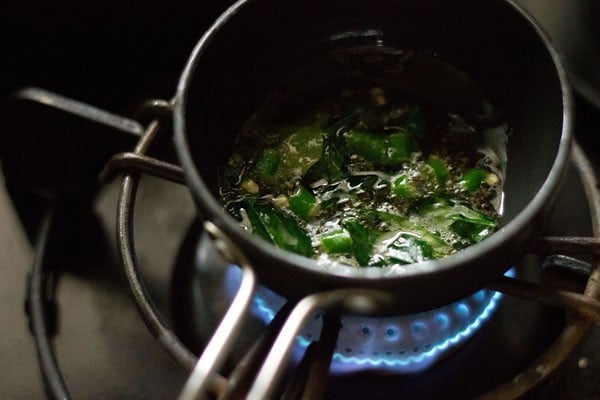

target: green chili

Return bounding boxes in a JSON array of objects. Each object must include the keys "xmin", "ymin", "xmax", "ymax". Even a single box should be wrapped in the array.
[
  {"xmin": 392, "ymin": 173, "xmax": 416, "ymax": 199},
  {"xmin": 386, "ymin": 131, "xmax": 415, "ymax": 164},
  {"xmin": 345, "ymin": 129, "xmax": 387, "ymax": 163},
  {"xmin": 252, "ymin": 148, "xmax": 281, "ymax": 180},
  {"xmin": 222, "ymin": 85, "xmax": 504, "ymax": 268},
  {"xmin": 459, "ymin": 168, "xmax": 487, "ymax": 192},
  {"xmin": 426, "ymin": 155, "xmax": 449, "ymax": 185},
  {"xmin": 289, "ymin": 186, "xmax": 319, "ymax": 220},
  {"xmin": 320, "ymin": 229, "xmax": 353, "ymax": 254},
  {"xmin": 345, "ymin": 129, "xmax": 415, "ymax": 166}
]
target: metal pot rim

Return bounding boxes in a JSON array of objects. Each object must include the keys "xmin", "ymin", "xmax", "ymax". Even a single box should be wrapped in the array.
[{"xmin": 173, "ymin": 0, "xmax": 574, "ymax": 289}]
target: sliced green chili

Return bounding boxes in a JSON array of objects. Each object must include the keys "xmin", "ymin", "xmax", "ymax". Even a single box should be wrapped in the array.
[
  {"xmin": 386, "ymin": 131, "xmax": 415, "ymax": 164},
  {"xmin": 426, "ymin": 155, "xmax": 449, "ymax": 185},
  {"xmin": 459, "ymin": 168, "xmax": 487, "ymax": 192},
  {"xmin": 392, "ymin": 173, "xmax": 416, "ymax": 199},
  {"xmin": 223, "ymin": 89, "xmax": 503, "ymax": 268},
  {"xmin": 289, "ymin": 186, "xmax": 319, "ymax": 220},
  {"xmin": 345, "ymin": 129, "xmax": 415, "ymax": 166},
  {"xmin": 252, "ymin": 148, "xmax": 281, "ymax": 181},
  {"xmin": 345, "ymin": 129, "xmax": 387, "ymax": 163},
  {"xmin": 320, "ymin": 229, "xmax": 353, "ymax": 254}
]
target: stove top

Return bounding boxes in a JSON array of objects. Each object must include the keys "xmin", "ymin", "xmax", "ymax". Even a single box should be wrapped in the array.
[{"xmin": 2, "ymin": 1, "xmax": 600, "ymax": 399}]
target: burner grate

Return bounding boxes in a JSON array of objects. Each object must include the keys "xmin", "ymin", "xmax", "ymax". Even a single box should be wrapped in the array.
[
  {"xmin": 107, "ymin": 104, "xmax": 600, "ymax": 399},
  {"xmin": 25, "ymin": 94, "xmax": 600, "ymax": 400}
]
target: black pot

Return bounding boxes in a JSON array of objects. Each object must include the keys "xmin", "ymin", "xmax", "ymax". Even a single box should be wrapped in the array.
[{"xmin": 174, "ymin": 0, "xmax": 573, "ymax": 313}]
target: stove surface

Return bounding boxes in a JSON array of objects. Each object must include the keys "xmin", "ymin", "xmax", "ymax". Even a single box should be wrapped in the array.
[{"xmin": 2, "ymin": 1, "xmax": 600, "ymax": 399}]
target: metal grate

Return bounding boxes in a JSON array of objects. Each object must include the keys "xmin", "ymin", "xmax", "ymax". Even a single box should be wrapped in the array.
[{"xmin": 29, "ymin": 101, "xmax": 600, "ymax": 399}]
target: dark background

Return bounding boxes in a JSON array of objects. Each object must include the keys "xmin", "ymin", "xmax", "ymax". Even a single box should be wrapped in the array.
[
  {"xmin": 0, "ymin": 2, "xmax": 234, "ymax": 399},
  {"xmin": 0, "ymin": 0, "xmax": 234, "ymax": 112},
  {"xmin": 1, "ymin": 0, "xmax": 599, "ymax": 110}
]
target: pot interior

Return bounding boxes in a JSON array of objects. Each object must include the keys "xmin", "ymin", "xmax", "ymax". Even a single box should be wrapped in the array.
[
  {"xmin": 177, "ymin": 0, "xmax": 568, "ymax": 307},
  {"xmin": 184, "ymin": 0, "xmax": 564, "ymax": 222}
]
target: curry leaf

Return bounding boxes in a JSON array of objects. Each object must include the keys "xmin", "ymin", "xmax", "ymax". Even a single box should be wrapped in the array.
[{"xmin": 243, "ymin": 200, "xmax": 314, "ymax": 257}]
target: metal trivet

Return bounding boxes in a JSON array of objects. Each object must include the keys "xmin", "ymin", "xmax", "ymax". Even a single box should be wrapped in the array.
[{"xmin": 28, "ymin": 100, "xmax": 600, "ymax": 399}]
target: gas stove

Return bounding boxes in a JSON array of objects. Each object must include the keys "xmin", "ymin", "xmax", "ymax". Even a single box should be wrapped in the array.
[{"xmin": 2, "ymin": 1, "xmax": 600, "ymax": 399}]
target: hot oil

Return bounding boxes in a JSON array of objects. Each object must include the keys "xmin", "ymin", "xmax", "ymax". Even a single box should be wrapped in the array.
[{"xmin": 219, "ymin": 45, "xmax": 509, "ymax": 269}]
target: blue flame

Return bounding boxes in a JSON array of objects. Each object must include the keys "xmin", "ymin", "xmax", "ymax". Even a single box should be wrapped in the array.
[
  {"xmin": 327, "ymin": 291, "xmax": 502, "ymax": 372},
  {"xmin": 224, "ymin": 267, "xmax": 515, "ymax": 373}
]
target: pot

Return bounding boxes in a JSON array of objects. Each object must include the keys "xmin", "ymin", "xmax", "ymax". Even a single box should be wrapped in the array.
[
  {"xmin": 2, "ymin": 0, "xmax": 573, "ymax": 397},
  {"xmin": 174, "ymin": 0, "xmax": 573, "ymax": 313}
]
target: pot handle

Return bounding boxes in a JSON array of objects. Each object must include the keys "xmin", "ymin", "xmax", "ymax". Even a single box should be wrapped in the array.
[{"xmin": 175, "ymin": 222, "xmax": 397, "ymax": 400}]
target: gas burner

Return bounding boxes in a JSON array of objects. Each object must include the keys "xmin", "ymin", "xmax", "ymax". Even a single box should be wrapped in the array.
[
  {"xmin": 171, "ymin": 216, "xmax": 567, "ymax": 399},
  {"xmin": 177, "ymin": 231, "xmax": 518, "ymax": 374},
  {"xmin": 247, "ymin": 274, "xmax": 506, "ymax": 373}
]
